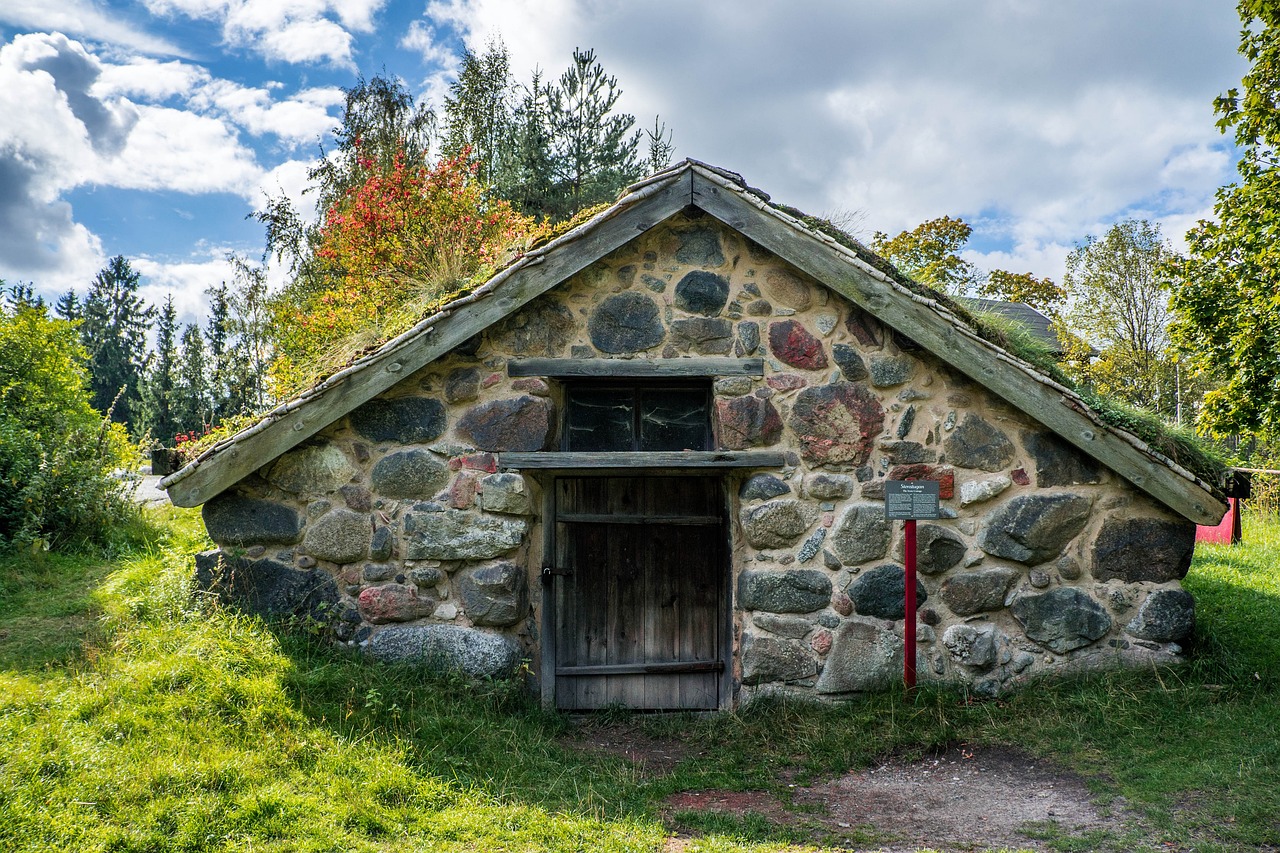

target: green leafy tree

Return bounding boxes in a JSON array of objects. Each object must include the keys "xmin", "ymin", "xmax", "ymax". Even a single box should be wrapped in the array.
[
  {"xmin": 139, "ymin": 295, "xmax": 178, "ymax": 442},
  {"xmin": 979, "ymin": 270, "xmax": 1066, "ymax": 316},
  {"xmin": 224, "ymin": 259, "xmax": 273, "ymax": 415},
  {"xmin": 1063, "ymin": 220, "xmax": 1184, "ymax": 417},
  {"xmin": 0, "ymin": 294, "xmax": 135, "ymax": 549},
  {"xmin": 442, "ymin": 40, "xmax": 516, "ymax": 189},
  {"xmin": 1171, "ymin": 1, "xmax": 1280, "ymax": 440},
  {"xmin": 80, "ymin": 256, "xmax": 155, "ymax": 430},
  {"xmin": 871, "ymin": 216, "xmax": 981, "ymax": 295}
]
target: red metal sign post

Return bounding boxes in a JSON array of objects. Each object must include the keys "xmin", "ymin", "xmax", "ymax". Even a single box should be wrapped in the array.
[
  {"xmin": 885, "ymin": 480, "xmax": 939, "ymax": 693},
  {"xmin": 903, "ymin": 517, "xmax": 917, "ymax": 688}
]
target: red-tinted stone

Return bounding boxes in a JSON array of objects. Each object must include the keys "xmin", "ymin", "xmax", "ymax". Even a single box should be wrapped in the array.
[
  {"xmin": 811, "ymin": 629, "xmax": 833, "ymax": 654},
  {"xmin": 788, "ymin": 382, "xmax": 885, "ymax": 467},
  {"xmin": 766, "ymin": 373, "xmax": 807, "ymax": 391},
  {"xmin": 832, "ymin": 592, "xmax": 853, "ymax": 617},
  {"xmin": 449, "ymin": 473, "xmax": 477, "ymax": 509},
  {"xmin": 459, "ymin": 452, "xmax": 498, "ymax": 473},
  {"xmin": 482, "ymin": 372, "xmax": 502, "ymax": 388},
  {"xmin": 768, "ymin": 320, "xmax": 828, "ymax": 370},
  {"xmin": 457, "ymin": 396, "xmax": 553, "ymax": 452},
  {"xmin": 845, "ymin": 308, "xmax": 884, "ymax": 349},
  {"xmin": 716, "ymin": 396, "xmax": 783, "ymax": 449},
  {"xmin": 1011, "ymin": 467, "xmax": 1031, "ymax": 486},
  {"xmin": 888, "ymin": 464, "xmax": 955, "ymax": 500},
  {"xmin": 511, "ymin": 377, "xmax": 550, "ymax": 396},
  {"xmin": 358, "ymin": 584, "xmax": 436, "ymax": 624}
]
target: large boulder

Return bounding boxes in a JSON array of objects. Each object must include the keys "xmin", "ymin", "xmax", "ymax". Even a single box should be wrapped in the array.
[
  {"xmin": 671, "ymin": 318, "xmax": 733, "ymax": 354},
  {"xmin": 978, "ymin": 494, "xmax": 1093, "ymax": 564},
  {"xmin": 458, "ymin": 562, "xmax": 529, "ymax": 627},
  {"xmin": 788, "ymin": 383, "xmax": 885, "ymax": 467},
  {"xmin": 265, "ymin": 445, "xmax": 355, "ymax": 494},
  {"xmin": 1126, "ymin": 589, "xmax": 1195, "ymax": 642},
  {"xmin": 1092, "ymin": 517, "xmax": 1196, "ymax": 583},
  {"xmin": 365, "ymin": 625, "xmax": 522, "ymax": 679},
  {"xmin": 717, "ymin": 396, "xmax": 783, "ymax": 449},
  {"xmin": 943, "ymin": 415, "xmax": 1015, "ymax": 472},
  {"xmin": 1011, "ymin": 588, "xmax": 1112, "ymax": 653},
  {"xmin": 829, "ymin": 504, "xmax": 892, "ymax": 565},
  {"xmin": 1022, "ymin": 430, "xmax": 1103, "ymax": 487},
  {"xmin": 302, "ymin": 508, "xmax": 370, "ymax": 565},
  {"xmin": 478, "ymin": 473, "xmax": 533, "ymax": 515},
  {"xmin": 456, "ymin": 396, "xmax": 553, "ymax": 452},
  {"xmin": 202, "ymin": 493, "xmax": 302, "ymax": 547},
  {"xmin": 915, "ymin": 524, "xmax": 966, "ymax": 575},
  {"xmin": 674, "ymin": 270, "xmax": 730, "ymax": 315},
  {"xmin": 940, "ymin": 567, "xmax": 1018, "ymax": 616},
  {"xmin": 348, "ymin": 397, "xmax": 446, "ymax": 444},
  {"xmin": 739, "ymin": 500, "xmax": 816, "ymax": 549},
  {"xmin": 358, "ymin": 583, "xmax": 437, "ymax": 624},
  {"xmin": 403, "ymin": 509, "xmax": 527, "ymax": 560},
  {"xmin": 815, "ymin": 617, "xmax": 902, "ymax": 693},
  {"xmin": 768, "ymin": 320, "xmax": 828, "ymax": 370},
  {"xmin": 942, "ymin": 624, "xmax": 998, "ymax": 669},
  {"xmin": 741, "ymin": 634, "xmax": 816, "ymax": 684},
  {"xmin": 849, "ymin": 564, "xmax": 927, "ymax": 620},
  {"xmin": 491, "ymin": 298, "xmax": 575, "ymax": 357},
  {"xmin": 737, "ymin": 569, "xmax": 832, "ymax": 613},
  {"xmin": 194, "ymin": 550, "xmax": 338, "ymax": 622},
  {"xmin": 371, "ymin": 450, "xmax": 449, "ymax": 499},
  {"xmin": 588, "ymin": 292, "xmax": 665, "ymax": 353}
]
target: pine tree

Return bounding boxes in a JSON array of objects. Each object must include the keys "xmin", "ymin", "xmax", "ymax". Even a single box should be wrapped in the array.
[
  {"xmin": 545, "ymin": 48, "xmax": 643, "ymax": 217},
  {"xmin": 80, "ymin": 256, "xmax": 155, "ymax": 430},
  {"xmin": 173, "ymin": 323, "xmax": 210, "ymax": 436},
  {"xmin": 503, "ymin": 72, "xmax": 558, "ymax": 218},
  {"xmin": 140, "ymin": 295, "xmax": 179, "ymax": 442}
]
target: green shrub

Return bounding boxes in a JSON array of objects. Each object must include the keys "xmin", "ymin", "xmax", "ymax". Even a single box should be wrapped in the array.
[{"xmin": 0, "ymin": 299, "xmax": 138, "ymax": 550}]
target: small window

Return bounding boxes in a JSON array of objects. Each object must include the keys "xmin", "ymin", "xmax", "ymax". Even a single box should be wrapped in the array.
[{"xmin": 564, "ymin": 382, "xmax": 712, "ymax": 452}]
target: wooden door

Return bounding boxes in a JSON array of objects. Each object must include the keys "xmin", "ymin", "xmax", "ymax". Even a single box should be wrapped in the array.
[{"xmin": 550, "ymin": 476, "xmax": 725, "ymax": 710}]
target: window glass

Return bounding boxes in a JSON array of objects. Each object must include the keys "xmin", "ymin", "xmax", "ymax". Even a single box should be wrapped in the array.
[
  {"xmin": 639, "ymin": 389, "xmax": 709, "ymax": 451},
  {"xmin": 565, "ymin": 388, "xmax": 634, "ymax": 451}
]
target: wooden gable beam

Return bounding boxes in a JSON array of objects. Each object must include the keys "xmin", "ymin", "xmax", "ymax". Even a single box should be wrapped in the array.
[
  {"xmin": 688, "ymin": 170, "xmax": 1225, "ymax": 525},
  {"xmin": 165, "ymin": 173, "xmax": 694, "ymax": 507}
]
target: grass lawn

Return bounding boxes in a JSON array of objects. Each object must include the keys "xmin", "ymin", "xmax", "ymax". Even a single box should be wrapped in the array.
[{"xmin": 0, "ymin": 508, "xmax": 1276, "ymax": 852}]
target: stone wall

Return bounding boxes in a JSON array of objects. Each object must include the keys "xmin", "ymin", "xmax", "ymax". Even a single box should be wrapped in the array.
[{"xmin": 196, "ymin": 213, "xmax": 1197, "ymax": 698}]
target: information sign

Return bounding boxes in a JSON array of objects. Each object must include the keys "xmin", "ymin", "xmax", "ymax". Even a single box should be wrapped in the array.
[{"xmin": 884, "ymin": 479, "xmax": 941, "ymax": 520}]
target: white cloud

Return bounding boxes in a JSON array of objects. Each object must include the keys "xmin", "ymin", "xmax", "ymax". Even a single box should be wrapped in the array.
[
  {"xmin": 0, "ymin": 0, "xmax": 187, "ymax": 57},
  {"xmin": 94, "ymin": 57, "xmax": 209, "ymax": 101},
  {"xmin": 189, "ymin": 78, "xmax": 342, "ymax": 146},
  {"xmin": 94, "ymin": 104, "xmax": 263, "ymax": 196},
  {"xmin": 133, "ymin": 251, "xmax": 245, "ymax": 329},
  {"xmin": 142, "ymin": 0, "xmax": 386, "ymax": 66},
  {"xmin": 426, "ymin": 0, "xmax": 1244, "ymax": 284}
]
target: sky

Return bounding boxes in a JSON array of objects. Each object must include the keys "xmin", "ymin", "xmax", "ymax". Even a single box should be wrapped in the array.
[{"xmin": 0, "ymin": 0, "xmax": 1248, "ymax": 330}]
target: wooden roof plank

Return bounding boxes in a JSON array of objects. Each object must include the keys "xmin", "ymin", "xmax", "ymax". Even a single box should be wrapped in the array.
[
  {"xmin": 688, "ymin": 169, "xmax": 1224, "ymax": 525},
  {"xmin": 165, "ymin": 173, "xmax": 693, "ymax": 507}
]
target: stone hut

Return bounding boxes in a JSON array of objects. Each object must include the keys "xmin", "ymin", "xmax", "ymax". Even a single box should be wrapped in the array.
[{"xmin": 162, "ymin": 160, "xmax": 1226, "ymax": 709}]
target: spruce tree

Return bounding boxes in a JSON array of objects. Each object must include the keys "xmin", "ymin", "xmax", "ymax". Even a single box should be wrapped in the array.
[
  {"xmin": 54, "ymin": 289, "xmax": 81, "ymax": 321},
  {"xmin": 205, "ymin": 282, "xmax": 233, "ymax": 421},
  {"xmin": 140, "ymin": 295, "xmax": 179, "ymax": 442},
  {"xmin": 173, "ymin": 323, "xmax": 210, "ymax": 436},
  {"xmin": 80, "ymin": 256, "xmax": 155, "ymax": 430}
]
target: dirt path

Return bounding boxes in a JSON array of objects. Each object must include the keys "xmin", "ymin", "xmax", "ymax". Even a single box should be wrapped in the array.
[{"xmin": 572, "ymin": 725, "xmax": 1135, "ymax": 851}]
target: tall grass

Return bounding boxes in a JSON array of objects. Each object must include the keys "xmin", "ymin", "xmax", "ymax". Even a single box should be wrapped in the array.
[{"xmin": 0, "ymin": 508, "xmax": 1276, "ymax": 851}]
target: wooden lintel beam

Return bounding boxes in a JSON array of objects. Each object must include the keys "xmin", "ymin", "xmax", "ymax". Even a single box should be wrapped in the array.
[
  {"xmin": 508, "ymin": 357, "xmax": 764, "ymax": 378},
  {"xmin": 498, "ymin": 450, "xmax": 786, "ymax": 470}
]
